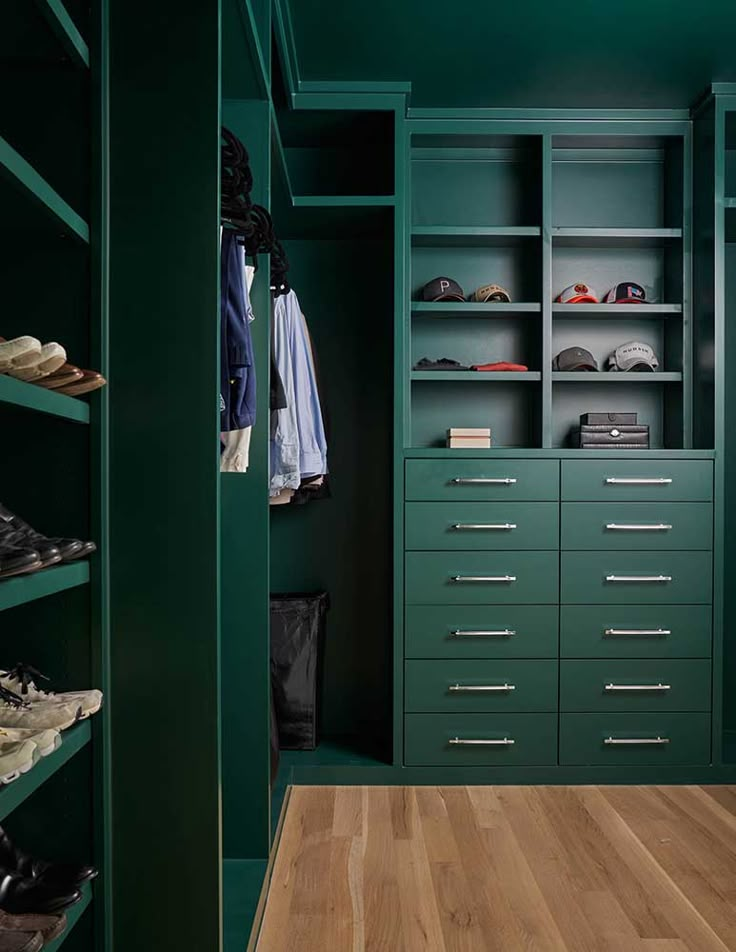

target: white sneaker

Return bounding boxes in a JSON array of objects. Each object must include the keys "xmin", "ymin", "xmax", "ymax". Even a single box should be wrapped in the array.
[
  {"xmin": 0, "ymin": 686, "xmax": 81, "ymax": 732},
  {"xmin": 8, "ymin": 343, "xmax": 67, "ymax": 382},
  {"xmin": 0, "ymin": 727, "xmax": 60, "ymax": 757},
  {"xmin": 0, "ymin": 666, "xmax": 102, "ymax": 720},
  {"xmin": 0, "ymin": 337, "xmax": 42, "ymax": 372},
  {"xmin": 0, "ymin": 740, "xmax": 37, "ymax": 784}
]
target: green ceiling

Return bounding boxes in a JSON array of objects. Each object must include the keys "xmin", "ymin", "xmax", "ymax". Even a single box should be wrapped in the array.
[{"xmin": 287, "ymin": 0, "xmax": 736, "ymax": 109}]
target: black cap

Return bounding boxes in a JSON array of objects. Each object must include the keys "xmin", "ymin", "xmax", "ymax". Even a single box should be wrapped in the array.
[
  {"xmin": 421, "ymin": 276, "xmax": 465, "ymax": 302},
  {"xmin": 552, "ymin": 347, "xmax": 598, "ymax": 371}
]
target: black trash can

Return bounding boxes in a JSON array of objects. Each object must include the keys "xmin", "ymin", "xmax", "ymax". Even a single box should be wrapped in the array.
[{"xmin": 270, "ymin": 591, "xmax": 329, "ymax": 750}]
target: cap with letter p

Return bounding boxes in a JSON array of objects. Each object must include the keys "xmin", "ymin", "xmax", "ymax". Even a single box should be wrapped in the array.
[{"xmin": 421, "ymin": 276, "xmax": 466, "ymax": 302}]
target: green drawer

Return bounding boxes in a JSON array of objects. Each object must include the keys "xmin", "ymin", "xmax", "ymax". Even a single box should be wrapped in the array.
[
  {"xmin": 406, "ymin": 459, "xmax": 559, "ymax": 501},
  {"xmin": 406, "ymin": 502, "xmax": 559, "ymax": 551},
  {"xmin": 561, "ymin": 460, "xmax": 713, "ymax": 502},
  {"xmin": 559, "ymin": 713, "xmax": 711, "ymax": 765},
  {"xmin": 561, "ymin": 503, "xmax": 712, "ymax": 551},
  {"xmin": 560, "ymin": 605, "xmax": 712, "ymax": 658},
  {"xmin": 405, "ymin": 660, "xmax": 558, "ymax": 713},
  {"xmin": 561, "ymin": 551, "xmax": 712, "ymax": 604},
  {"xmin": 405, "ymin": 713, "xmax": 558, "ymax": 766},
  {"xmin": 560, "ymin": 659, "xmax": 711, "ymax": 712},
  {"xmin": 406, "ymin": 551, "xmax": 559, "ymax": 604},
  {"xmin": 406, "ymin": 605, "xmax": 558, "ymax": 659}
]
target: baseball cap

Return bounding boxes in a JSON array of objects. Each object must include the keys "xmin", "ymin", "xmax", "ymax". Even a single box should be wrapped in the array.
[
  {"xmin": 603, "ymin": 282, "xmax": 647, "ymax": 304},
  {"xmin": 473, "ymin": 283, "xmax": 512, "ymax": 303},
  {"xmin": 552, "ymin": 347, "xmax": 598, "ymax": 371},
  {"xmin": 421, "ymin": 277, "xmax": 465, "ymax": 302},
  {"xmin": 556, "ymin": 283, "xmax": 599, "ymax": 304},
  {"xmin": 607, "ymin": 340, "xmax": 659, "ymax": 372}
]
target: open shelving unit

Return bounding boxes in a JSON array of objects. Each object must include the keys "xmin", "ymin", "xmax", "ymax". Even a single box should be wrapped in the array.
[{"xmin": 407, "ymin": 125, "xmax": 693, "ymax": 450}]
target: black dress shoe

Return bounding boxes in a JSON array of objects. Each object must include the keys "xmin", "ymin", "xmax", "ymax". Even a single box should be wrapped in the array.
[
  {"xmin": 0, "ymin": 869, "xmax": 80, "ymax": 915},
  {"xmin": 0, "ymin": 506, "xmax": 91, "ymax": 564},
  {"xmin": 0, "ymin": 546, "xmax": 41, "ymax": 580},
  {"xmin": 0, "ymin": 831, "xmax": 97, "ymax": 891}
]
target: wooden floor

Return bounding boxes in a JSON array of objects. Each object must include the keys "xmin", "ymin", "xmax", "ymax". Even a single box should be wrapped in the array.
[{"xmin": 253, "ymin": 785, "xmax": 736, "ymax": 951}]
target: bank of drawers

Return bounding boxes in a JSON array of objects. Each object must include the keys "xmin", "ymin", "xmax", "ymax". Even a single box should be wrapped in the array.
[{"xmin": 403, "ymin": 457, "xmax": 714, "ymax": 768}]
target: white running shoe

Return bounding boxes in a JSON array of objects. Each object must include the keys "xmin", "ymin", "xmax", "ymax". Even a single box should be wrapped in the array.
[
  {"xmin": 0, "ymin": 740, "xmax": 37, "ymax": 785},
  {"xmin": 0, "ymin": 686, "xmax": 81, "ymax": 732},
  {"xmin": 0, "ymin": 337, "xmax": 42, "ymax": 372},
  {"xmin": 0, "ymin": 666, "xmax": 102, "ymax": 720},
  {"xmin": 0, "ymin": 727, "xmax": 60, "ymax": 757},
  {"xmin": 8, "ymin": 343, "xmax": 67, "ymax": 382}
]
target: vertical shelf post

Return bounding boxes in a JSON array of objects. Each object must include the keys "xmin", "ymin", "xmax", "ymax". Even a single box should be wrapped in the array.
[{"xmin": 541, "ymin": 134, "xmax": 553, "ymax": 447}]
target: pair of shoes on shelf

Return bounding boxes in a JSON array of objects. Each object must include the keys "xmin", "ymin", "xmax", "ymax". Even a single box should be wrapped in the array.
[
  {"xmin": 0, "ymin": 339, "xmax": 66, "ymax": 384},
  {"xmin": 35, "ymin": 365, "xmax": 106, "ymax": 396},
  {"xmin": 0, "ymin": 504, "xmax": 96, "ymax": 580}
]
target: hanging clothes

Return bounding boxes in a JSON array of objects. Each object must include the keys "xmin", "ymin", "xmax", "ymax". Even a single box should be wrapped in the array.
[
  {"xmin": 220, "ymin": 230, "xmax": 256, "ymax": 473},
  {"xmin": 270, "ymin": 289, "xmax": 328, "ymax": 497}
]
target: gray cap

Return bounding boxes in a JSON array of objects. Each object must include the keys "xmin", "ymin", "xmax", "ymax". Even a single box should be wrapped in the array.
[
  {"xmin": 552, "ymin": 347, "xmax": 598, "ymax": 371},
  {"xmin": 608, "ymin": 340, "xmax": 659, "ymax": 372}
]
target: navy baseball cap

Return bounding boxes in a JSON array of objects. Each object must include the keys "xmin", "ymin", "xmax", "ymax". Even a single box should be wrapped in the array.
[
  {"xmin": 604, "ymin": 282, "xmax": 647, "ymax": 304},
  {"xmin": 421, "ymin": 277, "xmax": 465, "ymax": 302}
]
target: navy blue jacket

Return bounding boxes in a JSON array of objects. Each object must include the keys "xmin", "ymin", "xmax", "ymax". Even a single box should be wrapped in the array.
[{"xmin": 220, "ymin": 230, "xmax": 256, "ymax": 432}]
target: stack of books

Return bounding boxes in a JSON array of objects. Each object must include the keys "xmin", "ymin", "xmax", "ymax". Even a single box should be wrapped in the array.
[{"xmin": 447, "ymin": 427, "xmax": 492, "ymax": 449}]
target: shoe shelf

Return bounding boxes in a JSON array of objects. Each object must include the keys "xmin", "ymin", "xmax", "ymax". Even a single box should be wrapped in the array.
[
  {"xmin": 552, "ymin": 371, "xmax": 683, "ymax": 383},
  {"xmin": 0, "ymin": 136, "xmax": 89, "ymax": 243},
  {"xmin": 412, "ymin": 302, "xmax": 541, "ymax": 316},
  {"xmin": 411, "ymin": 370, "xmax": 541, "ymax": 382},
  {"xmin": 0, "ymin": 721, "xmax": 90, "ymax": 823},
  {"xmin": 0, "ymin": 374, "xmax": 90, "ymax": 424},
  {"xmin": 35, "ymin": 0, "xmax": 90, "ymax": 69},
  {"xmin": 411, "ymin": 225, "xmax": 540, "ymax": 246},
  {"xmin": 44, "ymin": 881, "xmax": 93, "ymax": 952},
  {"xmin": 0, "ymin": 563, "xmax": 90, "ymax": 613}
]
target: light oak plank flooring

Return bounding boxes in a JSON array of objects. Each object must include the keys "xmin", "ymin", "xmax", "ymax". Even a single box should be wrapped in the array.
[{"xmin": 254, "ymin": 786, "xmax": 736, "ymax": 951}]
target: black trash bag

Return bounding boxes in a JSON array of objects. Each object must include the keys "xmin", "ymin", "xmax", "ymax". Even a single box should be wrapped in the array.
[{"xmin": 270, "ymin": 591, "xmax": 329, "ymax": 750}]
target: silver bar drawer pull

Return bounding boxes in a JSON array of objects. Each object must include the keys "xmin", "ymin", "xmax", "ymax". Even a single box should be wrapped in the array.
[
  {"xmin": 449, "ymin": 737, "xmax": 515, "ymax": 746},
  {"xmin": 605, "ymin": 575, "xmax": 672, "ymax": 583},
  {"xmin": 449, "ymin": 683, "xmax": 515, "ymax": 693},
  {"xmin": 606, "ymin": 523, "xmax": 672, "ymax": 531},
  {"xmin": 452, "ymin": 575, "xmax": 516, "ymax": 583},
  {"xmin": 604, "ymin": 683, "xmax": 671, "ymax": 692},
  {"xmin": 605, "ymin": 628, "xmax": 671, "ymax": 637},
  {"xmin": 604, "ymin": 736, "xmax": 670, "ymax": 746},
  {"xmin": 452, "ymin": 629, "xmax": 516, "ymax": 638},
  {"xmin": 605, "ymin": 477, "xmax": 672, "ymax": 485},
  {"xmin": 452, "ymin": 477, "xmax": 517, "ymax": 485},
  {"xmin": 453, "ymin": 523, "xmax": 517, "ymax": 531}
]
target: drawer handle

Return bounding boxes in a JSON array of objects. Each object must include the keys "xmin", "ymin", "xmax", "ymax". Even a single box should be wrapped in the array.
[
  {"xmin": 605, "ymin": 628, "xmax": 671, "ymax": 637},
  {"xmin": 605, "ymin": 477, "xmax": 672, "ymax": 485},
  {"xmin": 605, "ymin": 575, "xmax": 672, "ymax": 583},
  {"xmin": 604, "ymin": 683, "xmax": 671, "ymax": 692},
  {"xmin": 449, "ymin": 736, "xmax": 515, "ymax": 746},
  {"xmin": 452, "ymin": 523, "xmax": 517, "ymax": 531},
  {"xmin": 606, "ymin": 523, "xmax": 673, "ymax": 531},
  {"xmin": 604, "ymin": 736, "xmax": 670, "ymax": 746},
  {"xmin": 449, "ymin": 683, "xmax": 516, "ymax": 693},
  {"xmin": 452, "ymin": 629, "xmax": 516, "ymax": 638},
  {"xmin": 452, "ymin": 575, "xmax": 517, "ymax": 583},
  {"xmin": 452, "ymin": 477, "xmax": 517, "ymax": 485}
]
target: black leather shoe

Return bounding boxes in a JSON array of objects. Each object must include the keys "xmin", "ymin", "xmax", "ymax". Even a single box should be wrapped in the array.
[
  {"xmin": 0, "ymin": 506, "xmax": 89, "ymax": 564},
  {"xmin": 0, "ymin": 831, "xmax": 97, "ymax": 891},
  {"xmin": 0, "ymin": 869, "xmax": 81, "ymax": 915},
  {"xmin": 0, "ymin": 545, "xmax": 41, "ymax": 580}
]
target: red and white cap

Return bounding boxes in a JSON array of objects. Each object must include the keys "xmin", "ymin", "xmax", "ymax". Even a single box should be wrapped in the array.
[{"xmin": 556, "ymin": 282, "xmax": 599, "ymax": 304}]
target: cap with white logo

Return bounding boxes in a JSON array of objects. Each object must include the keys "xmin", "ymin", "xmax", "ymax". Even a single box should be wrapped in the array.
[
  {"xmin": 473, "ymin": 283, "xmax": 512, "ymax": 303},
  {"xmin": 607, "ymin": 340, "xmax": 659, "ymax": 372},
  {"xmin": 556, "ymin": 283, "xmax": 599, "ymax": 304},
  {"xmin": 421, "ymin": 276, "xmax": 465, "ymax": 302},
  {"xmin": 603, "ymin": 282, "xmax": 648, "ymax": 304}
]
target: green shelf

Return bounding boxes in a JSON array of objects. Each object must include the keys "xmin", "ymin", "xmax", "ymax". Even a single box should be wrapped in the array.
[
  {"xmin": 35, "ymin": 0, "xmax": 89, "ymax": 68},
  {"xmin": 552, "ymin": 303, "xmax": 682, "ymax": 316},
  {"xmin": 44, "ymin": 882, "xmax": 93, "ymax": 952},
  {"xmin": 0, "ymin": 563, "xmax": 90, "ymax": 613},
  {"xmin": 0, "ymin": 374, "xmax": 90, "ymax": 423},
  {"xmin": 412, "ymin": 302, "xmax": 541, "ymax": 316},
  {"xmin": 0, "ymin": 136, "xmax": 89, "ymax": 243},
  {"xmin": 723, "ymin": 197, "xmax": 736, "ymax": 208},
  {"xmin": 0, "ymin": 721, "xmax": 91, "ymax": 822},
  {"xmin": 412, "ymin": 370, "xmax": 541, "ymax": 382},
  {"xmin": 412, "ymin": 225, "xmax": 541, "ymax": 246},
  {"xmin": 292, "ymin": 194, "xmax": 395, "ymax": 207},
  {"xmin": 552, "ymin": 371, "xmax": 682, "ymax": 383},
  {"xmin": 551, "ymin": 227, "xmax": 682, "ymax": 247}
]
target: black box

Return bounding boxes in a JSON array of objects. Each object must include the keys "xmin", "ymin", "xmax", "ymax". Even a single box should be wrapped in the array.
[
  {"xmin": 580, "ymin": 412, "xmax": 637, "ymax": 425},
  {"xmin": 575, "ymin": 424, "xmax": 649, "ymax": 449}
]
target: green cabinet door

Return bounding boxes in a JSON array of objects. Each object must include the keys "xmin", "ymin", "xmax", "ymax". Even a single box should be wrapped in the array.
[
  {"xmin": 561, "ymin": 460, "xmax": 713, "ymax": 502},
  {"xmin": 406, "ymin": 502, "xmax": 559, "ymax": 550},
  {"xmin": 406, "ymin": 605, "xmax": 559, "ymax": 659},
  {"xmin": 561, "ymin": 552, "xmax": 712, "ymax": 604},
  {"xmin": 560, "ymin": 659, "xmax": 711, "ymax": 712},
  {"xmin": 406, "ymin": 459, "xmax": 560, "ymax": 501},
  {"xmin": 405, "ymin": 713, "xmax": 558, "ymax": 766},
  {"xmin": 561, "ymin": 503, "xmax": 713, "ymax": 550},
  {"xmin": 405, "ymin": 660, "xmax": 558, "ymax": 712},
  {"xmin": 559, "ymin": 713, "xmax": 711, "ymax": 765},
  {"xmin": 560, "ymin": 605, "xmax": 712, "ymax": 658},
  {"xmin": 406, "ymin": 551, "xmax": 559, "ymax": 604}
]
